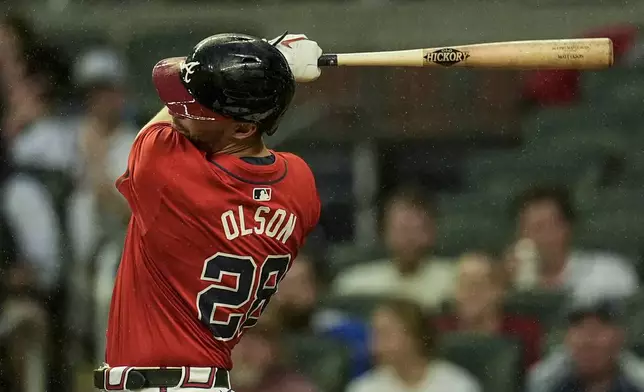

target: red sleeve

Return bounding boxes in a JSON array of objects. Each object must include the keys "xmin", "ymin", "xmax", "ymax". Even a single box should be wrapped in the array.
[
  {"xmin": 280, "ymin": 152, "xmax": 321, "ymax": 236},
  {"xmin": 116, "ymin": 121, "xmax": 188, "ymax": 233},
  {"xmin": 303, "ymin": 162, "xmax": 321, "ymax": 236},
  {"xmin": 520, "ymin": 319, "xmax": 543, "ymax": 369},
  {"xmin": 434, "ymin": 315, "xmax": 459, "ymax": 332},
  {"xmin": 310, "ymin": 186, "xmax": 321, "ymax": 234},
  {"xmin": 503, "ymin": 315, "xmax": 543, "ymax": 370}
]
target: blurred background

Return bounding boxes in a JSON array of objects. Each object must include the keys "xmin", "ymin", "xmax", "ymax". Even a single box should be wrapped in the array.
[{"xmin": 1, "ymin": 1, "xmax": 644, "ymax": 392}]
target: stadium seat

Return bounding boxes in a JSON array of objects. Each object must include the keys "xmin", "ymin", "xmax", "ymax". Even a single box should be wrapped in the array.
[
  {"xmin": 521, "ymin": 106, "xmax": 608, "ymax": 138},
  {"xmin": 541, "ymin": 326, "xmax": 566, "ymax": 356},
  {"xmin": 464, "ymin": 149, "xmax": 598, "ymax": 194},
  {"xmin": 436, "ymin": 213, "xmax": 510, "ymax": 257},
  {"xmin": 577, "ymin": 188, "xmax": 644, "ymax": 212},
  {"xmin": 503, "ymin": 290, "xmax": 568, "ymax": 328},
  {"xmin": 438, "ymin": 192, "xmax": 509, "ymax": 217},
  {"xmin": 627, "ymin": 297, "xmax": 644, "ymax": 356},
  {"xmin": 525, "ymin": 126, "xmax": 628, "ymax": 157},
  {"xmin": 574, "ymin": 211, "xmax": 643, "ymax": 257},
  {"xmin": 284, "ymin": 334, "xmax": 352, "ymax": 392},
  {"xmin": 319, "ymin": 294, "xmax": 386, "ymax": 321},
  {"xmin": 622, "ymin": 293, "xmax": 644, "ymax": 345},
  {"xmin": 436, "ymin": 332, "xmax": 522, "ymax": 392},
  {"xmin": 47, "ymin": 29, "xmax": 111, "ymax": 58},
  {"xmin": 583, "ymin": 70, "xmax": 644, "ymax": 105}
]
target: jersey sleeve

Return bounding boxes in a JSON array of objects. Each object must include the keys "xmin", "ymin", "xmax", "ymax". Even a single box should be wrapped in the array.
[
  {"xmin": 309, "ymin": 187, "xmax": 322, "ymax": 235},
  {"xmin": 281, "ymin": 152, "xmax": 321, "ymax": 235},
  {"xmin": 116, "ymin": 121, "xmax": 188, "ymax": 233}
]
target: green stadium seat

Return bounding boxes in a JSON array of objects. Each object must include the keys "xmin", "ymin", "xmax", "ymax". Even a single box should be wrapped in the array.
[
  {"xmin": 616, "ymin": 150, "xmax": 644, "ymax": 188},
  {"xmin": 541, "ymin": 326, "xmax": 566, "ymax": 356},
  {"xmin": 438, "ymin": 192, "xmax": 509, "ymax": 217},
  {"xmin": 47, "ymin": 29, "xmax": 111, "ymax": 58},
  {"xmin": 627, "ymin": 295, "xmax": 644, "ymax": 354},
  {"xmin": 622, "ymin": 296, "xmax": 644, "ymax": 358},
  {"xmin": 436, "ymin": 332, "xmax": 522, "ymax": 392},
  {"xmin": 574, "ymin": 211, "xmax": 643, "ymax": 257},
  {"xmin": 284, "ymin": 334, "xmax": 352, "ymax": 392},
  {"xmin": 319, "ymin": 294, "xmax": 386, "ymax": 321},
  {"xmin": 629, "ymin": 340, "xmax": 644, "ymax": 359},
  {"xmin": 503, "ymin": 290, "xmax": 568, "ymax": 328},
  {"xmin": 577, "ymin": 189, "xmax": 644, "ymax": 212},
  {"xmin": 525, "ymin": 127, "xmax": 628, "ymax": 157},
  {"xmin": 583, "ymin": 71, "xmax": 644, "ymax": 103},
  {"xmin": 436, "ymin": 213, "xmax": 510, "ymax": 257},
  {"xmin": 616, "ymin": 166, "xmax": 644, "ymax": 189},
  {"xmin": 521, "ymin": 106, "xmax": 609, "ymax": 138},
  {"xmin": 622, "ymin": 292, "xmax": 644, "ymax": 315},
  {"xmin": 464, "ymin": 149, "xmax": 598, "ymax": 193}
]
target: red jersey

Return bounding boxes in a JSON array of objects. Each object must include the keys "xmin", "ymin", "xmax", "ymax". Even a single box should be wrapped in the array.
[{"xmin": 105, "ymin": 122, "xmax": 320, "ymax": 368}]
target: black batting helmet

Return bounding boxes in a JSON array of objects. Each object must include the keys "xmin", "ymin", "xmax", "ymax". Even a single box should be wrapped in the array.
[{"xmin": 152, "ymin": 33, "xmax": 295, "ymax": 135}]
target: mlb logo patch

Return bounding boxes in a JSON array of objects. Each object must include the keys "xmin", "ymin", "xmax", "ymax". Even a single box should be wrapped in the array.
[{"xmin": 253, "ymin": 188, "xmax": 272, "ymax": 201}]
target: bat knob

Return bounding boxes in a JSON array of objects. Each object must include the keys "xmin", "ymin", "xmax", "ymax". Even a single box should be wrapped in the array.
[{"xmin": 318, "ymin": 54, "xmax": 338, "ymax": 67}]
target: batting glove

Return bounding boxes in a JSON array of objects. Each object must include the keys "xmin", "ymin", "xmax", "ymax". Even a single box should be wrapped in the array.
[{"xmin": 269, "ymin": 33, "xmax": 322, "ymax": 83}]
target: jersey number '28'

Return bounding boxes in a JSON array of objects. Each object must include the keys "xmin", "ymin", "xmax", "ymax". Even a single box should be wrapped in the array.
[{"xmin": 196, "ymin": 252, "xmax": 291, "ymax": 341}]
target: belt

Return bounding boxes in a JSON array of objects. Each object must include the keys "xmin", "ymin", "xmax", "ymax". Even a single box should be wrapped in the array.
[{"xmin": 94, "ymin": 367, "xmax": 230, "ymax": 390}]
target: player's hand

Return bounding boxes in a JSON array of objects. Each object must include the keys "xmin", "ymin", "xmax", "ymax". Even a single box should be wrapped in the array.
[{"xmin": 269, "ymin": 33, "xmax": 322, "ymax": 83}]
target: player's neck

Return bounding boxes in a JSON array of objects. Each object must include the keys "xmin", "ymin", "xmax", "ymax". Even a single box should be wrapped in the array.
[{"xmin": 219, "ymin": 139, "xmax": 271, "ymax": 158}]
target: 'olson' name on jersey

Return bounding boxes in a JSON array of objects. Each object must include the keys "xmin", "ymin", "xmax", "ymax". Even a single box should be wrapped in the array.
[{"xmin": 221, "ymin": 206, "xmax": 297, "ymax": 244}]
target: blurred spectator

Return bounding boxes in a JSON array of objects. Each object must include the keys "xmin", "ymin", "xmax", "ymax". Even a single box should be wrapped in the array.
[
  {"xmin": 272, "ymin": 249, "xmax": 371, "ymax": 377},
  {"xmin": 2, "ymin": 34, "xmax": 74, "ymax": 291},
  {"xmin": 5, "ymin": 41, "xmax": 73, "ymax": 144},
  {"xmin": 0, "ymin": 13, "xmax": 36, "ymax": 108},
  {"xmin": 348, "ymin": 298, "xmax": 480, "ymax": 392},
  {"xmin": 232, "ymin": 319, "xmax": 318, "ymax": 392},
  {"xmin": 68, "ymin": 48, "xmax": 134, "ymax": 262},
  {"xmin": 528, "ymin": 298, "xmax": 644, "ymax": 392},
  {"xmin": 506, "ymin": 186, "xmax": 638, "ymax": 301},
  {"xmin": 332, "ymin": 184, "xmax": 456, "ymax": 310},
  {"xmin": 66, "ymin": 47, "xmax": 136, "ymax": 362},
  {"xmin": 436, "ymin": 252, "xmax": 543, "ymax": 370},
  {"xmin": 0, "ymin": 14, "xmax": 63, "ymax": 392},
  {"xmin": 0, "ymin": 13, "xmax": 37, "ymax": 182},
  {"xmin": 0, "ymin": 295, "xmax": 49, "ymax": 392},
  {"xmin": 0, "ymin": 13, "xmax": 34, "ymax": 81},
  {"xmin": 272, "ymin": 250, "xmax": 324, "ymax": 334}
]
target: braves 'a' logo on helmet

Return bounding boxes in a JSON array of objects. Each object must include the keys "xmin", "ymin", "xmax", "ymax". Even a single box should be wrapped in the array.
[{"xmin": 181, "ymin": 61, "xmax": 201, "ymax": 84}]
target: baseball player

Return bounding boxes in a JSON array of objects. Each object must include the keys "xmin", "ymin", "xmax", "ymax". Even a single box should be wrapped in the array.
[{"xmin": 94, "ymin": 33, "xmax": 322, "ymax": 392}]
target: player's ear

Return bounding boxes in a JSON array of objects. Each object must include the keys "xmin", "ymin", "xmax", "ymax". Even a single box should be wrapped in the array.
[{"xmin": 232, "ymin": 122, "xmax": 258, "ymax": 139}]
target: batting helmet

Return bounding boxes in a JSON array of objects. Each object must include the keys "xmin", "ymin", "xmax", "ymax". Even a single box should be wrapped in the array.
[{"xmin": 152, "ymin": 33, "xmax": 296, "ymax": 135}]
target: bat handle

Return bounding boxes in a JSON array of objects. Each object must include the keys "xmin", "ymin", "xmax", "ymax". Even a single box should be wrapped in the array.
[{"xmin": 318, "ymin": 54, "xmax": 338, "ymax": 67}]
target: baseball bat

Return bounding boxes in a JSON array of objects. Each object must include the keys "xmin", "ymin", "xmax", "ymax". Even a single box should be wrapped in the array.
[{"xmin": 317, "ymin": 38, "xmax": 613, "ymax": 70}]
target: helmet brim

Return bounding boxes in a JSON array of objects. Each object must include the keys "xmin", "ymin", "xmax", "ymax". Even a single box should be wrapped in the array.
[{"xmin": 152, "ymin": 57, "xmax": 229, "ymax": 121}]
